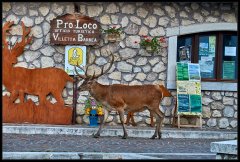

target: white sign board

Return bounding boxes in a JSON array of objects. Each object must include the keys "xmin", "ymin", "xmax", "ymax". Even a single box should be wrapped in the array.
[
  {"xmin": 224, "ymin": 46, "xmax": 236, "ymax": 56},
  {"xmin": 65, "ymin": 46, "xmax": 86, "ymax": 75}
]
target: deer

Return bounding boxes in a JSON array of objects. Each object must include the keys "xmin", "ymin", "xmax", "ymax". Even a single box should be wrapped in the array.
[
  {"xmin": 2, "ymin": 21, "xmax": 73, "ymax": 106},
  {"xmin": 75, "ymin": 51, "xmax": 172, "ymax": 139}
]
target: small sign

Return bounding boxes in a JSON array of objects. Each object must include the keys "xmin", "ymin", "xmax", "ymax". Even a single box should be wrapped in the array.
[
  {"xmin": 50, "ymin": 13, "xmax": 101, "ymax": 45},
  {"xmin": 65, "ymin": 46, "xmax": 86, "ymax": 75},
  {"xmin": 224, "ymin": 46, "xmax": 236, "ymax": 56},
  {"xmin": 188, "ymin": 63, "xmax": 201, "ymax": 81},
  {"xmin": 223, "ymin": 61, "xmax": 235, "ymax": 79},
  {"xmin": 179, "ymin": 46, "xmax": 191, "ymax": 63}
]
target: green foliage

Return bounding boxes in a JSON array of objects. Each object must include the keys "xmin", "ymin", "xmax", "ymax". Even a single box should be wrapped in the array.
[
  {"xmin": 138, "ymin": 36, "xmax": 167, "ymax": 53},
  {"xmin": 101, "ymin": 26, "xmax": 123, "ymax": 35},
  {"xmin": 84, "ymin": 99, "xmax": 91, "ymax": 108}
]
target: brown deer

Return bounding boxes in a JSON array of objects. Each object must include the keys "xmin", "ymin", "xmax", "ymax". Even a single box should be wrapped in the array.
[
  {"xmin": 75, "ymin": 52, "xmax": 172, "ymax": 139},
  {"xmin": 2, "ymin": 21, "xmax": 73, "ymax": 105}
]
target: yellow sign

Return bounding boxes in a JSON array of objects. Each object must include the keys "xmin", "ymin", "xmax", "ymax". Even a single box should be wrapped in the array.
[
  {"xmin": 65, "ymin": 46, "xmax": 86, "ymax": 75},
  {"xmin": 68, "ymin": 47, "xmax": 83, "ymax": 66}
]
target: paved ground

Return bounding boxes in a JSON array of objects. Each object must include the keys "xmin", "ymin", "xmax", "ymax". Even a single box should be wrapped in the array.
[
  {"xmin": 3, "ymin": 133, "xmax": 225, "ymax": 159},
  {"xmin": 3, "ymin": 124, "xmax": 237, "ymax": 159}
]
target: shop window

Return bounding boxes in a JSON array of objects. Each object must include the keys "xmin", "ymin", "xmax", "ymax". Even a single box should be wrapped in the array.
[
  {"xmin": 221, "ymin": 34, "xmax": 237, "ymax": 80},
  {"xmin": 177, "ymin": 31, "xmax": 237, "ymax": 82}
]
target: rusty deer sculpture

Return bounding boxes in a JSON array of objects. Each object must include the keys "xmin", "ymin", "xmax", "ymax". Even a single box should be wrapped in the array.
[
  {"xmin": 2, "ymin": 21, "xmax": 73, "ymax": 106},
  {"xmin": 75, "ymin": 52, "xmax": 172, "ymax": 139}
]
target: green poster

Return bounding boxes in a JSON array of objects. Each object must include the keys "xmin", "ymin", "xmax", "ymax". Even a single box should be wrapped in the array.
[
  {"xmin": 223, "ymin": 61, "xmax": 235, "ymax": 79},
  {"xmin": 188, "ymin": 63, "xmax": 201, "ymax": 81},
  {"xmin": 177, "ymin": 94, "xmax": 190, "ymax": 112},
  {"xmin": 177, "ymin": 63, "xmax": 189, "ymax": 80},
  {"xmin": 209, "ymin": 36, "xmax": 216, "ymax": 54},
  {"xmin": 199, "ymin": 42, "xmax": 209, "ymax": 56},
  {"xmin": 189, "ymin": 95, "xmax": 202, "ymax": 113}
]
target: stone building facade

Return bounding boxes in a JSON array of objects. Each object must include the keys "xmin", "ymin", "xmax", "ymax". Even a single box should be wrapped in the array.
[{"xmin": 2, "ymin": 2, "xmax": 238, "ymax": 129}]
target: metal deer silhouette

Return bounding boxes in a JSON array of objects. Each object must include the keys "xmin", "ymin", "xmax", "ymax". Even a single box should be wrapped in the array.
[{"xmin": 2, "ymin": 21, "xmax": 73, "ymax": 106}]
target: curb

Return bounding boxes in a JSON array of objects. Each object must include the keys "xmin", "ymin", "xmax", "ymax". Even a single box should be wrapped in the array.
[
  {"xmin": 2, "ymin": 152, "xmax": 217, "ymax": 159},
  {"xmin": 2, "ymin": 152, "xmax": 161, "ymax": 159},
  {"xmin": 3, "ymin": 125, "xmax": 237, "ymax": 139}
]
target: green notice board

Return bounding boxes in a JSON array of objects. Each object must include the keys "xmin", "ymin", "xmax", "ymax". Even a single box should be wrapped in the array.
[
  {"xmin": 177, "ymin": 63, "xmax": 189, "ymax": 80},
  {"xmin": 176, "ymin": 62, "xmax": 202, "ymax": 115},
  {"xmin": 223, "ymin": 61, "xmax": 235, "ymax": 79}
]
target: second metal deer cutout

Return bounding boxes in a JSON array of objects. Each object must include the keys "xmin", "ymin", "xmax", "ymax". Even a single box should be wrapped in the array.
[
  {"xmin": 3, "ymin": 21, "xmax": 73, "ymax": 106},
  {"xmin": 2, "ymin": 21, "xmax": 73, "ymax": 124}
]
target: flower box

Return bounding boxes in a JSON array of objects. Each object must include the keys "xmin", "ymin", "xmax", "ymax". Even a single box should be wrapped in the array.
[
  {"xmin": 107, "ymin": 33, "xmax": 120, "ymax": 42},
  {"xmin": 102, "ymin": 26, "xmax": 123, "ymax": 43}
]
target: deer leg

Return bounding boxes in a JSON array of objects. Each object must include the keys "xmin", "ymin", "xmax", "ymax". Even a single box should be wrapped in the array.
[
  {"xmin": 93, "ymin": 112, "xmax": 107, "ymax": 138},
  {"xmin": 130, "ymin": 112, "xmax": 137, "ymax": 126},
  {"xmin": 150, "ymin": 111, "xmax": 155, "ymax": 127},
  {"xmin": 38, "ymin": 93, "xmax": 47, "ymax": 106},
  {"xmin": 10, "ymin": 91, "xmax": 19, "ymax": 103},
  {"xmin": 18, "ymin": 91, "xmax": 25, "ymax": 103},
  {"xmin": 125, "ymin": 112, "xmax": 131, "ymax": 126},
  {"xmin": 150, "ymin": 108, "xmax": 164, "ymax": 139},
  {"xmin": 150, "ymin": 111, "xmax": 159, "ymax": 139},
  {"xmin": 52, "ymin": 91, "xmax": 64, "ymax": 106},
  {"xmin": 118, "ymin": 109, "xmax": 128, "ymax": 139}
]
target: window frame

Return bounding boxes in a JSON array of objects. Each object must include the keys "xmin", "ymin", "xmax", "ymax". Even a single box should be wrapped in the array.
[{"xmin": 177, "ymin": 31, "xmax": 237, "ymax": 83}]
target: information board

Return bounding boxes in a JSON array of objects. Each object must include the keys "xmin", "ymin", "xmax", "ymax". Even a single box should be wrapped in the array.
[
  {"xmin": 176, "ymin": 62, "xmax": 202, "ymax": 115},
  {"xmin": 65, "ymin": 46, "xmax": 86, "ymax": 75},
  {"xmin": 50, "ymin": 13, "xmax": 101, "ymax": 45}
]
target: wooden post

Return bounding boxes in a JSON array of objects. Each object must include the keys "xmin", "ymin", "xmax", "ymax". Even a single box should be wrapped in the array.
[
  {"xmin": 200, "ymin": 115, "xmax": 202, "ymax": 129},
  {"xmin": 172, "ymin": 97, "xmax": 177, "ymax": 127},
  {"xmin": 177, "ymin": 114, "xmax": 180, "ymax": 129},
  {"xmin": 72, "ymin": 75, "xmax": 78, "ymax": 124}
]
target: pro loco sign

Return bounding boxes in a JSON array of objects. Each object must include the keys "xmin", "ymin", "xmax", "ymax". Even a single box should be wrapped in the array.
[{"xmin": 50, "ymin": 13, "xmax": 101, "ymax": 45}]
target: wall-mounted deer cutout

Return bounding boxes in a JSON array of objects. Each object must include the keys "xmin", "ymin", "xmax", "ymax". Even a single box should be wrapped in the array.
[
  {"xmin": 2, "ymin": 21, "xmax": 73, "ymax": 106},
  {"xmin": 2, "ymin": 21, "xmax": 73, "ymax": 125},
  {"xmin": 75, "ymin": 51, "xmax": 172, "ymax": 139}
]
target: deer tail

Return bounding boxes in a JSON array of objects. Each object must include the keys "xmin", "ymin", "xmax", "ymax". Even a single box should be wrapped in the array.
[
  {"xmin": 156, "ymin": 85, "xmax": 164, "ymax": 99},
  {"xmin": 158, "ymin": 84, "xmax": 172, "ymax": 97},
  {"xmin": 65, "ymin": 73, "xmax": 74, "ymax": 82}
]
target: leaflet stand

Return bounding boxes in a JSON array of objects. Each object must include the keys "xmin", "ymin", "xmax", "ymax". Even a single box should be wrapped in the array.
[
  {"xmin": 173, "ymin": 63, "xmax": 203, "ymax": 129},
  {"xmin": 172, "ymin": 99, "xmax": 202, "ymax": 129}
]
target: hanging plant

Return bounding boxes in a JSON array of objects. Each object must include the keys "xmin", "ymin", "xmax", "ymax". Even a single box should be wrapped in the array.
[
  {"xmin": 135, "ymin": 36, "xmax": 167, "ymax": 53},
  {"xmin": 102, "ymin": 26, "xmax": 123, "ymax": 42}
]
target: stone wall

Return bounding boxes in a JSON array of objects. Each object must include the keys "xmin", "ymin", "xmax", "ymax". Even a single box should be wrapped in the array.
[{"xmin": 2, "ymin": 2, "xmax": 238, "ymax": 129}]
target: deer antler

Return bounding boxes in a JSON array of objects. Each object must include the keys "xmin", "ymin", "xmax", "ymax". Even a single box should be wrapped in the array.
[
  {"xmin": 92, "ymin": 50, "xmax": 114, "ymax": 79},
  {"xmin": 11, "ymin": 21, "xmax": 32, "ymax": 58},
  {"xmin": 74, "ymin": 63, "xmax": 86, "ymax": 79},
  {"xmin": 74, "ymin": 50, "xmax": 114, "ymax": 80},
  {"xmin": 2, "ymin": 21, "xmax": 14, "ymax": 49},
  {"xmin": 74, "ymin": 53, "xmax": 97, "ymax": 79}
]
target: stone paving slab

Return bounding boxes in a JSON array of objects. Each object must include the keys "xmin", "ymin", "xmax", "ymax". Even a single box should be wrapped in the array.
[
  {"xmin": 3, "ymin": 124, "xmax": 237, "ymax": 139},
  {"xmin": 3, "ymin": 134, "xmax": 221, "ymax": 153},
  {"xmin": 3, "ymin": 152, "xmax": 163, "ymax": 159},
  {"xmin": 2, "ymin": 124, "xmax": 237, "ymax": 159},
  {"xmin": 211, "ymin": 140, "xmax": 237, "ymax": 155}
]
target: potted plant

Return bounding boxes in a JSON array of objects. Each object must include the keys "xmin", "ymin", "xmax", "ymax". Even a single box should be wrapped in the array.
[
  {"xmin": 97, "ymin": 103, "xmax": 104, "ymax": 116},
  {"xmin": 84, "ymin": 99, "xmax": 92, "ymax": 115},
  {"xmin": 84, "ymin": 98, "xmax": 104, "ymax": 126},
  {"xmin": 102, "ymin": 26, "xmax": 123, "ymax": 42},
  {"xmin": 137, "ymin": 36, "xmax": 167, "ymax": 53}
]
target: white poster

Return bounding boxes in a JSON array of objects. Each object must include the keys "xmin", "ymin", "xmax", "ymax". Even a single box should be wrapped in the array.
[
  {"xmin": 65, "ymin": 46, "xmax": 87, "ymax": 75},
  {"xmin": 200, "ymin": 43, "xmax": 208, "ymax": 49},
  {"xmin": 225, "ymin": 46, "xmax": 236, "ymax": 56}
]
